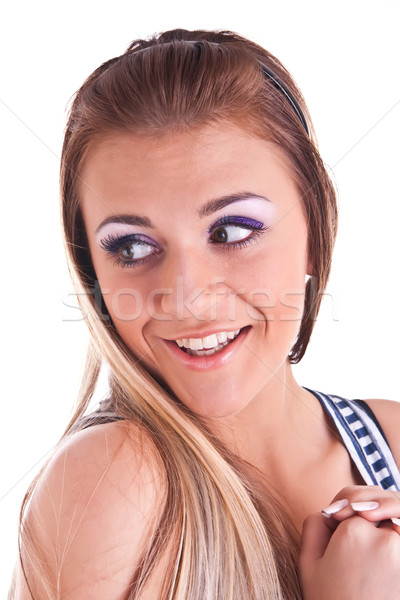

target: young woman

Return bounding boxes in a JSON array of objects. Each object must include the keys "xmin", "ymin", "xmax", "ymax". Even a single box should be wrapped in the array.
[{"xmin": 12, "ymin": 28, "xmax": 400, "ymax": 600}]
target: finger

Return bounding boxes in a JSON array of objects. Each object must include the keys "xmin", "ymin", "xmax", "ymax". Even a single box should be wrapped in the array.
[
  {"xmin": 300, "ymin": 513, "xmax": 337, "ymax": 564},
  {"xmin": 377, "ymin": 518, "xmax": 400, "ymax": 539},
  {"xmin": 391, "ymin": 517, "xmax": 400, "ymax": 535},
  {"xmin": 328, "ymin": 485, "xmax": 382, "ymax": 505},
  {"xmin": 350, "ymin": 495, "xmax": 400, "ymax": 523},
  {"xmin": 321, "ymin": 488, "xmax": 400, "ymax": 522},
  {"xmin": 321, "ymin": 498, "xmax": 350, "ymax": 518},
  {"xmin": 321, "ymin": 486, "xmax": 379, "ymax": 520}
]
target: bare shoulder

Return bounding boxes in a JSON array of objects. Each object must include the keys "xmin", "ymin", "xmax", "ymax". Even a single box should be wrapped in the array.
[
  {"xmin": 364, "ymin": 398, "xmax": 400, "ymax": 462},
  {"xmin": 22, "ymin": 420, "xmax": 167, "ymax": 599}
]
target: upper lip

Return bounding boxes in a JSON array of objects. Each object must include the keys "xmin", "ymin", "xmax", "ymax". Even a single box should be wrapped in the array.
[{"xmin": 163, "ymin": 326, "xmax": 246, "ymax": 341}]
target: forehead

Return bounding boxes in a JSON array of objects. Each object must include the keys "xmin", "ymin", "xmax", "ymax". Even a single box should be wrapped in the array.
[{"xmin": 80, "ymin": 123, "xmax": 304, "ymax": 224}]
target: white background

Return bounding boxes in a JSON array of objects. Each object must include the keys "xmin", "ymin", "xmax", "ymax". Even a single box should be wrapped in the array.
[{"xmin": 1, "ymin": 0, "xmax": 399, "ymax": 594}]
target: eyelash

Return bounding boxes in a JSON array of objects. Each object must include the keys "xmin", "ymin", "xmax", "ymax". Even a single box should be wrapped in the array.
[
  {"xmin": 100, "ymin": 234, "xmax": 161, "ymax": 269},
  {"xmin": 99, "ymin": 217, "xmax": 269, "ymax": 269},
  {"xmin": 208, "ymin": 215, "xmax": 268, "ymax": 250}
]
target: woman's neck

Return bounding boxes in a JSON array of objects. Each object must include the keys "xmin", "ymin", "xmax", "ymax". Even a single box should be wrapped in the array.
[{"xmin": 206, "ymin": 361, "xmax": 327, "ymax": 478}]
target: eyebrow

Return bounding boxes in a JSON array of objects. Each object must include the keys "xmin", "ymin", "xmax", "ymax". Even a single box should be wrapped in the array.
[
  {"xmin": 198, "ymin": 192, "xmax": 271, "ymax": 217},
  {"xmin": 96, "ymin": 214, "xmax": 152, "ymax": 234},
  {"xmin": 96, "ymin": 192, "xmax": 271, "ymax": 233}
]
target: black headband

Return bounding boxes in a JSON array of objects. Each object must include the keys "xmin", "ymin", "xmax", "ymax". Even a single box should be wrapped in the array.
[{"xmin": 259, "ymin": 62, "xmax": 309, "ymax": 136}]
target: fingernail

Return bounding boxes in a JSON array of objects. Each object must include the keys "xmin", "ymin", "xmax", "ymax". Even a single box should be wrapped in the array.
[
  {"xmin": 391, "ymin": 517, "xmax": 400, "ymax": 526},
  {"xmin": 351, "ymin": 501, "xmax": 380, "ymax": 511},
  {"xmin": 321, "ymin": 499, "xmax": 349, "ymax": 517}
]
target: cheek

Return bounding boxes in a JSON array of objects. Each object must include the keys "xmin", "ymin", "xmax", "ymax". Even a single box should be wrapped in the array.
[
  {"xmin": 93, "ymin": 260, "xmax": 150, "ymax": 325},
  {"xmin": 243, "ymin": 241, "xmax": 307, "ymax": 322},
  {"xmin": 103, "ymin": 288, "xmax": 162, "ymax": 373},
  {"xmin": 105, "ymin": 286, "xmax": 145, "ymax": 323},
  {"xmin": 97, "ymin": 273, "xmax": 150, "ymax": 346},
  {"xmin": 245, "ymin": 289, "xmax": 305, "ymax": 325}
]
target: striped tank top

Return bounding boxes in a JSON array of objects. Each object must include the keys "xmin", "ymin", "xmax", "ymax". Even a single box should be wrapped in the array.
[{"xmin": 306, "ymin": 389, "xmax": 400, "ymax": 492}]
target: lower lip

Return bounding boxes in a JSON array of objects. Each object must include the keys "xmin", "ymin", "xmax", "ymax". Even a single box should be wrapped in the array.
[{"xmin": 163, "ymin": 327, "xmax": 250, "ymax": 371}]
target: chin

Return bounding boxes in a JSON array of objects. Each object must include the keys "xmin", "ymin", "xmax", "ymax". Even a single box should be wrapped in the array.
[{"xmin": 173, "ymin": 379, "xmax": 255, "ymax": 419}]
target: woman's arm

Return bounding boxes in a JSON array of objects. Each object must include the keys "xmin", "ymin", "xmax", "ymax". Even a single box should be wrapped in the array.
[{"xmin": 16, "ymin": 420, "xmax": 166, "ymax": 600}]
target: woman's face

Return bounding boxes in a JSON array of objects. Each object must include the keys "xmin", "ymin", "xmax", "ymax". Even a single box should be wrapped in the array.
[{"xmin": 81, "ymin": 123, "xmax": 309, "ymax": 417}]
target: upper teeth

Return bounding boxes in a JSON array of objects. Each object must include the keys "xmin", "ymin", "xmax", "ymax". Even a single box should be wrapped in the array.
[{"xmin": 175, "ymin": 329, "xmax": 241, "ymax": 350}]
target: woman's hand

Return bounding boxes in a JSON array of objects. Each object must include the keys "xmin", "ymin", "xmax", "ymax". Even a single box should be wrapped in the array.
[
  {"xmin": 298, "ymin": 486, "xmax": 400, "ymax": 600},
  {"xmin": 320, "ymin": 485, "xmax": 400, "ymax": 530}
]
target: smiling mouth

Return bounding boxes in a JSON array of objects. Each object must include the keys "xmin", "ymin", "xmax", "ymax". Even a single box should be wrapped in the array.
[{"xmin": 174, "ymin": 328, "xmax": 243, "ymax": 357}]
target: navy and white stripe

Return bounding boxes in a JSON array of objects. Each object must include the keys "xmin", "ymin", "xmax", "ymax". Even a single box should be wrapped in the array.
[{"xmin": 307, "ymin": 389, "xmax": 400, "ymax": 492}]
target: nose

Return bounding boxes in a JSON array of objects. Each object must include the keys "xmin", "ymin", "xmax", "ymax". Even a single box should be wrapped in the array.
[{"xmin": 155, "ymin": 251, "xmax": 228, "ymax": 322}]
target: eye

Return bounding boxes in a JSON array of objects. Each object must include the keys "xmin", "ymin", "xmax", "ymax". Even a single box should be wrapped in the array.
[
  {"xmin": 210, "ymin": 224, "xmax": 253, "ymax": 244},
  {"xmin": 208, "ymin": 216, "xmax": 268, "ymax": 248},
  {"xmin": 100, "ymin": 233, "xmax": 160, "ymax": 268},
  {"xmin": 120, "ymin": 241, "xmax": 154, "ymax": 261}
]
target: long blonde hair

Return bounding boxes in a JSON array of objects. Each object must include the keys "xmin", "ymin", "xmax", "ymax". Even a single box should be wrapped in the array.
[{"xmin": 15, "ymin": 29, "xmax": 337, "ymax": 599}]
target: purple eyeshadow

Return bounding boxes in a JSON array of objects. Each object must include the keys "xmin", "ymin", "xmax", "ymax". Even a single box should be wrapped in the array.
[{"xmin": 209, "ymin": 215, "xmax": 265, "ymax": 233}]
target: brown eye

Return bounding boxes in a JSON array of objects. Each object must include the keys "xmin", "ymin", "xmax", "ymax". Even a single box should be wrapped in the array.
[
  {"xmin": 210, "ymin": 227, "xmax": 228, "ymax": 243},
  {"xmin": 119, "ymin": 242, "xmax": 154, "ymax": 261},
  {"xmin": 100, "ymin": 233, "xmax": 161, "ymax": 269},
  {"xmin": 209, "ymin": 224, "xmax": 256, "ymax": 245},
  {"xmin": 121, "ymin": 244, "xmax": 135, "ymax": 259}
]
